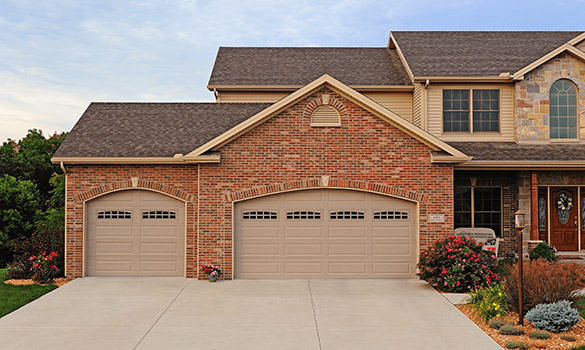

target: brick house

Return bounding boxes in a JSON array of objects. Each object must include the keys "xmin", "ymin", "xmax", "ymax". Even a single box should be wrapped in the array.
[{"xmin": 53, "ymin": 31, "xmax": 585, "ymax": 279}]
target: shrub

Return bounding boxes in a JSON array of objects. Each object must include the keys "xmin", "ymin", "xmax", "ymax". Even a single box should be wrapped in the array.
[
  {"xmin": 525, "ymin": 301, "xmax": 580, "ymax": 333},
  {"xmin": 469, "ymin": 283, "xmax": 509, "ymax": 321},
  {"xmin": 497, "ymin": 256, "xmax": 517, "ymax": 276},
  {"xmin": 7, "ymin": 224, "xmax": 64, "ymax": 280},
  {"xmin": 505, "ymin": 341, "xmax": 528, "ymax": 349},
  {"xmin": 417, "ymin": 235, "xmax": 500, "ymax": 292},
  {"xmin": 29, "ymin": 251, "xmax": 60, "ymax": 284},
  {"xmin": 489, "ymin": 318, "xmax": 510, "ymax": 330},
  {"xmin": 499, "ymin": 324, "xmax": 525, "ymax": 335},
  {"xmin": 528, "ymin": 330, "xmax": 550, "ymax": 339},
  {"xmin": 529, "ymin": 241, "xmax": 557, "ymax": 261},
  {"xmin": 504, "ymin": 259, "xmax": 585, "ymax": 313},
  {"xmin": 561, "ymin": 334, "xmax": 577, "ymax": 342}
]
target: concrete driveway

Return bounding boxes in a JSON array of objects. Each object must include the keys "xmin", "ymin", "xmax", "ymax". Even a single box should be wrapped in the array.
[{"xmin": 0, "ymin": 278, "xmax": 501, "ymax": 350}]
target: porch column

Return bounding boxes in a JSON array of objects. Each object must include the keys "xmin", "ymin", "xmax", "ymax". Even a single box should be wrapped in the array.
[{"xmin": 530, "ymin": 172, "xmax": 539, "ymax": 241}]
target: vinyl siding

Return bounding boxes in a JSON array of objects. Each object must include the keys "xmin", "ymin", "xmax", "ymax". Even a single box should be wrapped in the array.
[
  {"xmin": 426, "ymin": 83, "xmax": 515, "ymax": 141},
  {"xmin": 218, "ymin": 91, "xmax": 290, "ymax": 103},
  {"xmin": 576, "ymin": 39, "xmax": 585, "ymax": 52},
  {"xmin": 412, "ymin": 83, "xmax": 423, "ymax": 127},
  {"xmin": 362, "ymin": 92, "xmax": 413, "ymax": 122}
]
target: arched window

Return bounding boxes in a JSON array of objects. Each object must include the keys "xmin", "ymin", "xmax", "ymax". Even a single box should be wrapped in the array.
[{"xmin": 550, "ymin": 79, "xmax": 578, "ymax": 139}]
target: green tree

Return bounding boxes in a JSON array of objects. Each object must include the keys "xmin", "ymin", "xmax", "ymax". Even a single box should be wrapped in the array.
[
  {"xmin": 0, "ymin": 129, "xmax": 67, "ymax": 211},
  {"xmin": 0, "ymin": 175, "xmax": 41, "ymax": 266}
]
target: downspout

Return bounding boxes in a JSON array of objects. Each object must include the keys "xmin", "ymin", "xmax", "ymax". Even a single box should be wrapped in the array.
[
  {"xmin": 422, "ymin": 79, "xmax": 430, "ymax": 130},
  {"xmin": 60, "ymin": 161, "xmax": 68, "ymax": 277},
  {"xmin": 213, "ymin": 88, "xmax": 219, "ymax": 102}
]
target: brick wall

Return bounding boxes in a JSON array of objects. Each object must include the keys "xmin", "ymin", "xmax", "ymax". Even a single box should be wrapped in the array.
[
  {"xmin": 64, "ymin": 86, "xmax": 455, "ymax": 280},
  {"xmin": 515, "ymin": 52, "xmax": 585, "ymax": 142},
  {"xmin": 199, "ymin": 87, "xmax": 454, "ymax": 279}
]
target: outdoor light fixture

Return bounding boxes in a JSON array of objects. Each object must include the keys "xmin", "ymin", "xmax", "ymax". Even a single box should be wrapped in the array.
[{"xmin": 514, "ymin": 209, "xmax": 525, "ymax": 325}]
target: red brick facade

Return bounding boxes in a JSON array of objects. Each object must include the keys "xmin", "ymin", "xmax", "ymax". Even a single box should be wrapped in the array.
[{"xmin": 64, "ymin": 87, "xmax": 455, "ymax": 279}]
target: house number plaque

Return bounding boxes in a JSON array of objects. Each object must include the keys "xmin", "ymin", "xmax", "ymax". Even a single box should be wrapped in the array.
[{"xmin": 428, "ymin": 214, "xmax": 445, "ymax": 223}]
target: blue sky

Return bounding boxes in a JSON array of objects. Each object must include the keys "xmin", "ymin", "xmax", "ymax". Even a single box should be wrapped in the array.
[{"xmin": 2, "ymin": 0, "xmax": 585, "ymax": 142}]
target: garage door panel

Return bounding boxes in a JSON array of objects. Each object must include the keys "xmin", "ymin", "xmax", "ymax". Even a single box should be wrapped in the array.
[
  {"xmin": 140, "ymin": 226, "xmax": 179, "ymax": 238},
  {"xmin": 240, "ymin": 262, "xmax": 279, "ymax": 274},
  {"xmin": 235, "ymin": 189, "xmax": 417, "ymax": 279},
  {"xmin": 241, "ymin": 226, "xmax": 279, "ymax": 238},
  {"xmin": 329, "ymin": 262, "xmax": 367, "ymax": 274},
  {"xmin": 87, "ymin": 190, "xmax": 185, "ymax": 277},
  {"xmin": 140, "ymin": 242, "xmax": 179, "ymax": 254},
  {"xmin": 140, "ymin": 260, "xmax": 179, "ymax": 274},
  {"xmin": 285, "ymin": 262, "xmax": 323, "ymax": 274},
  {"xmin": 372, "ymin": 262, "xmax": 411, "ymax": 274},
  {"xmin": 95, "ymin": 226, "xmax": 133, "ymax": 237},
  {"xmin": 329, "ymin": 244, "xmax": 367, "ymax": 255},
  {"xmin": 95, "ymin": 260, "xmax": 133, "ymax": 273},
  {"xmin": 328, "ymin": 227, "xmax": 366, "ymax": 238},
  {"xmin": 95, "ymin": 242, "xmax": 133, "ymax": 254},
  {"xmin": 285, "ymin": 244, "xmax": 322, "ymax": 255},
  {"xmin": 285, "ymin": 226, "xmax": 323, "ymax": 238},
  {"xmin": 372, "ymin": 244, "xmax": 410, "ymax": 255},
  {"xmin": 240, "ymin": 244, "xmax": 279, "ymax": 255},
  {"xmin": 372, "ymin": 227, "xmax": 410, "ymax": 238}
]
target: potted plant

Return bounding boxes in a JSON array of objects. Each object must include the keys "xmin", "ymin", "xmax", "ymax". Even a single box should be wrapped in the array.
[{"xmin": 201, "ymin": 264, "xmax": 222, "ymax": 282}]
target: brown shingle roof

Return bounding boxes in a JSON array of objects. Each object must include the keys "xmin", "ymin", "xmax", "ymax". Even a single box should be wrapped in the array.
[
  {"xmin": 53, "ymin": 103, "xmax": 271, "ymax": 158},
  {"xmin": 208, "ymin": 47, "xmax": 411, "ymax": 87},
  {"xmin": 448, "ymin": 142, "xmax": 585, "ymax": 161},
  {"xmin": 392, "ymin": 31, "xmax": 583, "ymax": 77}
]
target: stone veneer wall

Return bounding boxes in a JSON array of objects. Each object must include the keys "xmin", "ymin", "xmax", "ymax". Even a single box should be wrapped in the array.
[
  {"xmin": 515, "ymin": 52, "xmax": 585, "ymax": 142},
  {"xmin": 518, "ymin": 171, "xmax": 585, "ymax": 251}
]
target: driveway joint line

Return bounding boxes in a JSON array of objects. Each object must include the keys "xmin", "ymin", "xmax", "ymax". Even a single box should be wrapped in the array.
[
  {"xmin": 307, "ymin": 280, "xmax": 322, "ymax": 350},
  {"xmin": 133, "ymin": 280, "xmax": 194, "ymax": 350}
]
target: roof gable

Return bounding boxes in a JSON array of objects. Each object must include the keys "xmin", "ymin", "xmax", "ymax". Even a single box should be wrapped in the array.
[
  {"xmin": 512, "ymin": 43, "xmax": 585, "ymax": 79},
  {"xmin": 186, "ymin": 74, "xmax": 469, "ymax": 162}
]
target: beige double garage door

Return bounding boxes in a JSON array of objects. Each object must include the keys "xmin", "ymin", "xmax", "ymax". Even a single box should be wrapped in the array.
[
  {"xmin": 235, "ymin": 189, "xmax": 417, "ymax": 279},
  {"xmin": 86, "ymin": 189, "xmax": 417, "ymax": 278}
]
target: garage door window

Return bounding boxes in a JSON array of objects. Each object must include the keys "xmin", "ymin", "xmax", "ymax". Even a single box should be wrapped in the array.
[
  {"xmin": 97, "ymin": 210, "xmax": 131, "ymax": 219},
  {"xmin": 286, "ymin": 211, "xmax": 321, "ymax": 219},
  {"xmin": 142, "ymin": 210, "xmax": 177, "ymax": 219},
  {"xmin": 242, "ymin": 211, "xmax": 278, "ymax": 220},
  {"xmin": 330, "ymin": 211, "xmax": 365, "ymax": 219},
  {"xmin": 374, "ymin": 211, "xmax": 409, "ymax": 220}
]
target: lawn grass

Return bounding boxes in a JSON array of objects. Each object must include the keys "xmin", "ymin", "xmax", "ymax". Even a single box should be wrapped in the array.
[
  {"xmin": 574, "ymin": 296, "xmax": 585, "ymax": 319},
  {"xmin": 0, "ymin": 268, "xmax": 58, "ymax": 318}
]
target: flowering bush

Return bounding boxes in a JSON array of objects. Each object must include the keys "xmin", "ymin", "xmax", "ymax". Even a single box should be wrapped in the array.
[
  {"xmin": 417, "ymin": 235, "xmax": 500, "ymax": 292},
  {"xmin": 529, "ymin": 241, "xmax": 557, "ymax": 261},
  {"xmin": 201, "ymin": 264, "xmax": 222, "ymax": 277},
  {"xmin": 469, "ymin": 283, "xmax": 509, "ymax": 321},
  {"xmin": 29, "ymin": 251, "xmax": 59, "ymax": 284}
]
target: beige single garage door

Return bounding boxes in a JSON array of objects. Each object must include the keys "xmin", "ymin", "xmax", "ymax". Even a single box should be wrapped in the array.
[
  {"xmin": 234, "ymin": 189, "xmax": 417, "ymax": 279},
  {"xmin": 86, "ymin": 190, "xmax": 185, "ymax": 276}
]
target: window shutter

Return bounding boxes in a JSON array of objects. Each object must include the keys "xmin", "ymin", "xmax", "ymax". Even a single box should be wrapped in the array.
[{"xmin": 311, "ymin": 105, "xmax": 340, "ymax": 126}]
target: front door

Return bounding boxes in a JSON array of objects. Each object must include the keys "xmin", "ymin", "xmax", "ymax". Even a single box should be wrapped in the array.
[{"xmin": 550, "ymin": 187, "xmax": 579, "ymax": 251}]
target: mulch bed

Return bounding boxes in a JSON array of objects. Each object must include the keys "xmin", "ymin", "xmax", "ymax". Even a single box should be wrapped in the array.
[
  {"xmin": 3, "ymin": 278, "xmax": 69, "ymax": 287},
  {"xmin": 458, "ymin": 304, "xmax": 585, "ymax": 349}
]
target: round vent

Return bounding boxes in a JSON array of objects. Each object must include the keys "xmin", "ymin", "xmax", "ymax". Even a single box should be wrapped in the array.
[{"xmin": 311, "ymin": 105, "xmax": 341, "ymax": 126}]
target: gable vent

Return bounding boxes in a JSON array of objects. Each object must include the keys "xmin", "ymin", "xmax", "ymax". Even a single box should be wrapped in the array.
[{"xmin": 311, "ymin": 105, "xmax": 341, "ymax": 126}]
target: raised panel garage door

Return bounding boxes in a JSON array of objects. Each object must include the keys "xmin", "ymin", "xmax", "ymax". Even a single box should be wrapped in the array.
[
  {"xmin": 234, "ymin": 189, "xmax": 417, "ymax": 279},
  {"xmin": 86, "ymin": 190, "xmax": 185, "ymax": 276}
]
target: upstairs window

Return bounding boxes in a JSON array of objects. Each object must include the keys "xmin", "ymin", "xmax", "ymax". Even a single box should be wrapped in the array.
[
  {"xmin": 443, "ymin": 89, "xmax": 499, "ymax": 133},
  {"xmin": 550, "ymin": 79, "xmax": 578, "ymax": 139}
]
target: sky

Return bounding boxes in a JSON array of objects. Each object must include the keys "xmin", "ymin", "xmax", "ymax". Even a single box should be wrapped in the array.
[{"xmin": 2, "ymin": 0, "xmax": 585, "ymax": 142}]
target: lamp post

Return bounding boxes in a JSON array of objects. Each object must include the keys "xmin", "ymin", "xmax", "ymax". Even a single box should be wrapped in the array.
[{"xmin": 515, "ymin": 209, "xmax": 525, "ymax": 325}]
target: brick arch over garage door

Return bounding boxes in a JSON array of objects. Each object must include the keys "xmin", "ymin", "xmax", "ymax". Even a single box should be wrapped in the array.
[
  {"xmin": 86, "ymin": 189, "xmax": 186, "ymax": 277},
  {"xmin": 233, "ymin": 188, "xmax": 418, "ymax": 279}
]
